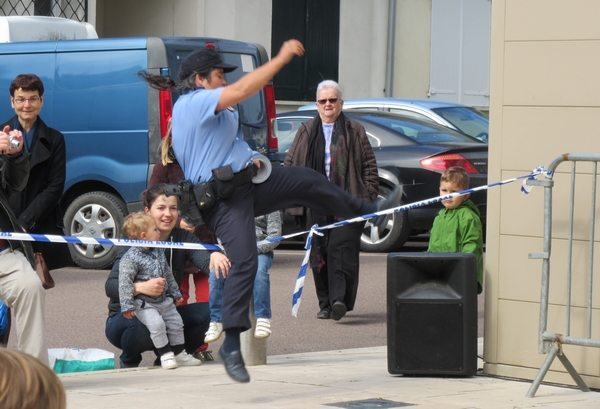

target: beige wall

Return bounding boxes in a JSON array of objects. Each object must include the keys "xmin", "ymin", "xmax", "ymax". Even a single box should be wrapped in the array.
[
  {"xmin": 394, "ymin": 0, "xmax": 431, "ymax": 98},
  {"xmin": 97, "ymin": 0, "xmax": 271, "ymax": 51},
  {"xmin": 486, "ymin": 0, "xmax": 600, "ymax": 388},
  {"xmin": 338, "ymin": 0, "xmax": 388, "ymax": 99},
  {"xmin": 340, "ymin": 0, "xmax": 432, "ymax": 100}
]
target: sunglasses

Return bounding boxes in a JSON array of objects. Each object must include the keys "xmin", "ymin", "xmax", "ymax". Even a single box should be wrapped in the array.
[{"xmin": 317, "ymin": 97, "xmax": 340, "ymax": 105}]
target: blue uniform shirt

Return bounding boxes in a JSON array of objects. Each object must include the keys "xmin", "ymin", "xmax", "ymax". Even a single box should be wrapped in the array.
[{"xmin": 171, "ymin": 87, "xmax": 254, "ymax": 183}]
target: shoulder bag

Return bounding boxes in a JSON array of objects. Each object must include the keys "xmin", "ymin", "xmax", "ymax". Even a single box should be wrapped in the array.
[{"xmin": 35, "ymin": 252, "xmax": 55, "ymax": 289}]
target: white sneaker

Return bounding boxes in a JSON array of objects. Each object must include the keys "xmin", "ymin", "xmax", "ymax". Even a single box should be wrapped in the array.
[
  {"xmin": 175, "ymin": 350, "xmax": 202, "ymax": 366},
  {"xmin": 204, "ymin": 322, "xmax": 223, "ymax": 343},
  {"xmin": 160, "ymin": 352, "xmax": 178, "ymax": 370},
  {"xmin": 255, "ymin": 318, "xmax": 271, "ymax": 339}
]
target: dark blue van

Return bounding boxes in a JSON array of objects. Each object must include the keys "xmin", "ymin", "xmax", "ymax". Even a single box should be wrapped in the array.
[{"xmin": 0, "ymin": 35, "xmax": 278, "ymax": 268}]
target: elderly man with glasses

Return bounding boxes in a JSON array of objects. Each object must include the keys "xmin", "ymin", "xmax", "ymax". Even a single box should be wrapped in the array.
[{"xmin": 284, "ymin": 80, "xmax": 379, "ymax": 321}]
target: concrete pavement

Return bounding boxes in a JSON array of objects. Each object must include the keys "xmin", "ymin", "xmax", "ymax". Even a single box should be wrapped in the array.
[{"xmin": 60, "ymin": 341, "xmax": 599, "ymax": 409}]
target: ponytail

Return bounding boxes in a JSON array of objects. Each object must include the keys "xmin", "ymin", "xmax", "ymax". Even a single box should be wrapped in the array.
[
  {"xmin": 160, "ymin": 125, "xmax": 175, "ymax": 166},
  {"xmin": 137, "ymin": 70, "xmax": 197, "ymax": 94},
  {"xmin": 137, "ymin": 71, "xmax": 175, "ymax": 90}
]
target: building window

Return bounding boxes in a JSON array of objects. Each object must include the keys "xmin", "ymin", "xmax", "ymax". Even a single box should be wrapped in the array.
[
  {"xmin": 271, "ymin": 0, "xmax": 340, "ymax": 101},
  {"xmin": 0, "ymin": 0, "xmax": 88, "ymax": 22}
]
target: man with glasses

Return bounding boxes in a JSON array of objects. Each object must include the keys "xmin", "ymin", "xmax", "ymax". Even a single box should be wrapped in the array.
[
  {"xmin": 285, "ymin": 80, "xmax": 379, "ymax": 321},
  {"xmin": 2, "ymin": 74, "xmax": 70, "ymax": 271}
]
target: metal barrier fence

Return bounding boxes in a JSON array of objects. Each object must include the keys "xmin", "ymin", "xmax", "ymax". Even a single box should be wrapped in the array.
[{"xmin": 526, "ymin": 153, "xmax": 600, "ymax": 397}]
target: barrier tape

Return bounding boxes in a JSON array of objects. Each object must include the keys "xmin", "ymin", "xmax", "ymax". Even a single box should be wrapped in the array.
[
  {"xmin": 0, "ymin": 166, "xmax": 551, "ymax": 317},
  {"xmin": 0, "ymin": 231, "xmax": 223, "ymax": 252}
]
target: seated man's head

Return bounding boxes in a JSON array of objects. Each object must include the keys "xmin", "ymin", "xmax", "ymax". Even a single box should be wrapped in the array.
[
  {"xmin": 316, "ymin": 80, "xmax": 344, "ymax": 124},
  {"xmin": 439, "ymin": 166, "xmax": 470, "ymax": 209}
]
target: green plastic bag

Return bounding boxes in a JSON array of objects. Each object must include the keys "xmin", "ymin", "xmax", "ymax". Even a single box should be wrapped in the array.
[{"xmin": 48, "ymin": 348, "xmax": 115, "ymax": 374}]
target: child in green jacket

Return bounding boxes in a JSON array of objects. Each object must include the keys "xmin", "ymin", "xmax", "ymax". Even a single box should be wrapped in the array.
[{"xmin": 428, "ymin": 166, "xmax": 484, "ymax": 294}]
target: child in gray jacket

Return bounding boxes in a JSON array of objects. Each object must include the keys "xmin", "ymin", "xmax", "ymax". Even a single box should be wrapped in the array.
[{"xmin": 119, "ymin": 212, "xmax": 201, "ymax": 369}]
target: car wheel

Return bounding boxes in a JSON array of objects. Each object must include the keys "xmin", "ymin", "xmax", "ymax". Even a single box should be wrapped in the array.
[
  {"xmin": 360, "ymin": 185, "xmax": 411, "ymax": 252},
  {"xmin": 64, "ymin": 191, "xmax": 127, "ymax": 269}
]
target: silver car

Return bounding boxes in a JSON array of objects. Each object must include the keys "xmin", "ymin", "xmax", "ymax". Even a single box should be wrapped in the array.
[{"xmin": 299, "ymin": 98, "xmax": 489, "ymax": 143}]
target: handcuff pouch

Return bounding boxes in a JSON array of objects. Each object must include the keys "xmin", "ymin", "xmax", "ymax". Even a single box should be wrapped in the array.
[{"xmin": 211, "ymin": 165, "xmax": 235, "ymax": 199}]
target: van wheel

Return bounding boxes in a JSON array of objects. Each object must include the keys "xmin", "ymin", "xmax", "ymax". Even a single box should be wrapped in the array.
[
  {"xmin": 64, "ymin": 192, "xmax": 128, "ymax": 269},
  {"xmin": 360, "ymin": 184, "xmax": 411, "ymax": 253}
]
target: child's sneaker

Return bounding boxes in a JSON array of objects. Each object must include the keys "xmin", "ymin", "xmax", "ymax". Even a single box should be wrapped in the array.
[
  {"xmin": 204, "ymin": 322, "xmax": 223, "ymax": 343},
  {"xmin": 254, "ymin": 318, "xmax": 271, "ymax": 339},
  {"xmin": 175, "ymin": 351, "xmax": 202, "ymax": 366},
  {"xmin": 160, "ymin": 351, "xmax": 178, "ymax": 370}
]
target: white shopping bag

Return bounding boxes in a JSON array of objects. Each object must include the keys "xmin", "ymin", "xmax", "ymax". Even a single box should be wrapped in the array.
[{"xmin": 48, "ymin": 348, "xmax": 115, "ymax": 374}]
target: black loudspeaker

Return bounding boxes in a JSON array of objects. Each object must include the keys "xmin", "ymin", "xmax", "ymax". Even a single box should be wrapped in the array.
[{"xmin": 387, "ymin": 252, "xmax": 477, "ymax": 376}]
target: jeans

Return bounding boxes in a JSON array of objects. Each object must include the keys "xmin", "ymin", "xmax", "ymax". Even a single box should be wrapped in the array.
[
  {"xmin": 209, "ymin": 251, "xmax": 273, "ymax": 322},
  {"xmin": 105, "ymin": 302, "xmax": 210, "ymax": 367}
]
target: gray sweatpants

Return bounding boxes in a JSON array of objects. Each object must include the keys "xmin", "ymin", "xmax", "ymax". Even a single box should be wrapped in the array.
[{"xmin": 134, "ymin": 298, "xmax": 184, "ymax": 349}]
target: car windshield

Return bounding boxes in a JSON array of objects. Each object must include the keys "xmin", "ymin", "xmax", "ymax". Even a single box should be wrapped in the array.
[
  {"xmin": 431, "ymin": 107, "xmax": 489, "ymax": 142},
  {"xmin": 360, "ymin": 114, "xmax": 481, "ymax": 144}
]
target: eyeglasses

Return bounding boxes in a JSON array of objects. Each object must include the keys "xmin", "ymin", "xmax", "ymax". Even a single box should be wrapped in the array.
[
  {"xmin": 13, "ymin": 96, "xmax": 41, "ymax": 105},
  {"xmin": 317, "ymin": 97, "xmax": 339, "ymax": 105}
]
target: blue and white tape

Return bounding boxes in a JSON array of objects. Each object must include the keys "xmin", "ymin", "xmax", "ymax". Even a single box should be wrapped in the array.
[
  {"xmin": 0, "ymin": 231, "xmax": 222, "ymax": 251},
  {"xmin": 291, "ymin": 225, "xmax": 323, "ymax": 317}
]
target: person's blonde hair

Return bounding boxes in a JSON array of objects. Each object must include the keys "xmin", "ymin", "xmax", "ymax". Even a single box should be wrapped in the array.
[
  {"xmin": 0, "ymin": 349, "xmax": 66, "ymax": 409},
  {"xmin": 160, "ymin": 124, "xmax": 175, "ymax": 166},
  {"xmin": 122, "ymin": 211, "xmax": 155, "ymax": 240},
  {"xmin": 440, "ymin": 166, "xmax": 470, "ymax": 190}
]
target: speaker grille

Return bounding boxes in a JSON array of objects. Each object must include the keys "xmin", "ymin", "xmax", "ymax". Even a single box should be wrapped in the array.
[{"xmin": 394, "ymin": 302, "xmax": 463, "ymax": 371}]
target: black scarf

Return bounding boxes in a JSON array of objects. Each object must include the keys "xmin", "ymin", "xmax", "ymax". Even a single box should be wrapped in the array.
[{"xmin": 305, "ymin": 112, "xmax": 347, "ymax": 176}]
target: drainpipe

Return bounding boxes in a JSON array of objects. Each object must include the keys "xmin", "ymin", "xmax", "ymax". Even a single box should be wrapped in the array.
[{"xmin": 385, "ymin": 0, "xmax": 397, "ymax": 97}]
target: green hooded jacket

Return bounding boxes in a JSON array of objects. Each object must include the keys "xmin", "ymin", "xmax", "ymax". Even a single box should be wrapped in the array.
[{"xmin": 427, "ymin": 199, "xmax": 483, "ymax": 294}]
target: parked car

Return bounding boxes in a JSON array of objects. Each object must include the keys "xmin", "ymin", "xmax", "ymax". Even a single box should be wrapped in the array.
[
  {"xmin": 0, "ymin": 17, "xmax": 278, "ymax": 269},
  {"xmin": 299, "ymin": 98, "xmax": 490, "ymax": 143},
  {"xmin": 277, "ymin": 110, "xmax": 488, "ymax": 252}
]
